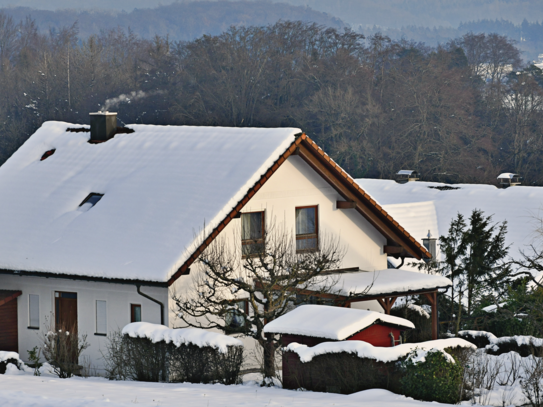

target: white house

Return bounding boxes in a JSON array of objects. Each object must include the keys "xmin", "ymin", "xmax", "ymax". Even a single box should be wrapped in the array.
[{"xmin": 0, "ymin": 113, "xmax": 450, "ymax": 373}]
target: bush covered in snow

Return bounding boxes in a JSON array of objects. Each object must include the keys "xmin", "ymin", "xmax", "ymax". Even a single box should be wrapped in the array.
[
  {"xmin": 104, "ymin": 323, "xmax": 244, "ymax": 384},
  {"xmin": 0, "ymin": 351, "xmax": 21, "ymax": 375},
  {"xmin": 458, "ymin": 330, "xmax": 543, "ymax": 357},
  {"xmin": 400, "ymin": 349, "xmax": 463, "ymax": 404}
]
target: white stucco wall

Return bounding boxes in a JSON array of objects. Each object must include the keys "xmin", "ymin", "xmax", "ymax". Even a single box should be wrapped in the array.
[{"xmin": 1, "ymin": 274, "xmax": 168, "ymax": 374}]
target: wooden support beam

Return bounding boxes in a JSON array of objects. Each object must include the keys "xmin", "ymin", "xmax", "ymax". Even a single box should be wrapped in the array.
[
  {"xmin": 336, "ymin": 200, "xmax": 356, "ymax": 209},
  {"xmin": 424, "ymin": 291, "xmax": 438, "ymax": 340},
  {"xmin": 384, "ymin": 245, "xmax": 403, "ymax": 254},
  {"xmin": 377, "ymin": 297, "xmax": 398, "ymax": 314}
]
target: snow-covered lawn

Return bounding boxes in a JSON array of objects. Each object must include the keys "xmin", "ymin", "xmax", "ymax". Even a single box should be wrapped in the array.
[{"xmin": 0, "ymin": 373, "xmax": 462, "ymax": 407}]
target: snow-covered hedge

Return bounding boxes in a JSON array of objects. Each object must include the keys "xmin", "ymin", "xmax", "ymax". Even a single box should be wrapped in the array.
[
  {"xmin": 122, "ymin": 322, "xmax": 243, "ymax": 353},
  {"xmin": 286, "ymin": 338, "xmax": 475, "ymax": 364},
  {"xmin": 282, "ymin": 338, "xmax": 475, "ymax": 398},
  {"xmin": 107, "ymin": 323, "xmax": 243, "ymax": 384},
  {"xmin": 458, "ymin": 330, "xmax": 543, "ymax": 357}
]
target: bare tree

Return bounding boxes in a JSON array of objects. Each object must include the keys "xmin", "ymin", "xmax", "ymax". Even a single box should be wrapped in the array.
[{"xmin": 172, "ymin": 223, "xmax": 346, "ymax": 382}]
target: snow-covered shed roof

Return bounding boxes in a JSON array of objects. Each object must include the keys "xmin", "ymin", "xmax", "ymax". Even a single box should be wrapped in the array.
[
  {"xmin": 263, "ymin": 304, "xmax": 414, "ymax": 340},
  {"xmin": 355, "ymin": 179, "xmax": 543, "ymax": 264},
  {"xmin": 314, "ymin": 269, "xmax": 452, "ymax": 298},
  {"xmin": 0, "ymin": 122, "xmax": 298, "ymax": 283},
  {"xmin": 0, "ymin": 122, "xmax": 430, "ymax": 285}
]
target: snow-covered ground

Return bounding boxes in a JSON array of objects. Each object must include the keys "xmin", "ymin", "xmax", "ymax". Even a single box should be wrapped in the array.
[
  {"xmin": 0, "ymin": 373, "xmax": 462, "ymax": 407},
  {"xmin": 2, "ymin": 347, "xmax": 539, "ymax": 407}
]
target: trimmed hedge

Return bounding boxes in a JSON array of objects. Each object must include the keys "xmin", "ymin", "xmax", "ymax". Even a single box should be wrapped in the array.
[
  {"xmin": 284, "ymin": 346, "xmax": 467, "ymax": 403},
  {"xmin": 108, "ymin": 335, "xmax": 243, "ymax": 384}
]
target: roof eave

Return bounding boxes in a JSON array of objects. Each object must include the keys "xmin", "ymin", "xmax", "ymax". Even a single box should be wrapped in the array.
[{"xmin": 0, "ymin": 268, "xmax": 168, "ymax": 287}]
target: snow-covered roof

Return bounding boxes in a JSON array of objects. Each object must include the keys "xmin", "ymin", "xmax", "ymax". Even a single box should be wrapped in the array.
[
  {"xmin": 0, "ymin": 122, "xmax": 299, "ymax": 282},
  {"xmin": 122, "ymin": 322, "xmax": 242, "ymax": 353},
  {"xmin": 355, "ymin": 179, "xmax": 543, "ymax": 266},
  {"xmin": 497, "ymin": 173, "xmax": 519, "ymax": 179},
  {"xmin": 263, "ymin": 304, "xmax": 414, "ymax": 340},
  {"xmin": 314, "ymin": 269, "xmax": 452, "ymax": 297},
  {"xmin": 396, "ymin": 170, "xmax": 416, "ymax": 176}
]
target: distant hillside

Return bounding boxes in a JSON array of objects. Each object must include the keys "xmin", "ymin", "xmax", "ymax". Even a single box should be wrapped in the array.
[
  {"xmin": 273, "ymin": 0, "xmax": 543, "ymax": 29},
  {"xmin": 359, "ymin": 19, "xmax": 543, "ymax": 63},
  {"xmin": 2, "ymin": 0, "xmax": 542, "ymax": 30},
  {"xmin": 1, "ymin": 2, "xmax": 345, "ymax": 40}
]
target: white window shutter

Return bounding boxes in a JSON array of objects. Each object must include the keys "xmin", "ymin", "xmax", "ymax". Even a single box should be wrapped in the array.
[
  {"xmin": 29, "ymin": 294, "xmax": 39, "ymax": 328},
  {"xmin": 96, "ymin": 300, "xmax": 107, "ymax": 334}
]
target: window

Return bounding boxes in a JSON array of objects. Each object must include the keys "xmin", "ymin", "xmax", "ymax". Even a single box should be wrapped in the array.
[
  {"xmin": 28, "ymin": 294, "xmax": 39, "ymax": 329},
  {"xmin": 79, "ymin": 193, "xmax": 104, "ymax": 210},
  {"xmin": 295, "ymin": 206, "xmax": 318, "ymax": 252},
  {"xmin": 225, "ymin": 300, "xmax": 248, "ymax": 332},
  {"xmin": 241, "ymin": 211, "xmax": 265, "ymax": 257},
  {"xmin": 131, "ymin": 304, "xmax": 141, "ymax": 323},
  {"xmin": 96, "ymin": 300, "xmax": 107, "ymax": 335}
]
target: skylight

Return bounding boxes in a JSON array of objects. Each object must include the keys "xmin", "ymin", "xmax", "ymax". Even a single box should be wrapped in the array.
[{"xmin": 79, "ymin": 193, "xmax": 104, "ymax": 211}]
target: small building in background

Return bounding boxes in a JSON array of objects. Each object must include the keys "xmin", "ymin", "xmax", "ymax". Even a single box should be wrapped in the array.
[
  {"xmin": 396, "ymin": 170, "xmax": 420, "ymax": 184},
  {"xmin": 497, "ymin": 173, "xmax": 522, "ymax": 188}
]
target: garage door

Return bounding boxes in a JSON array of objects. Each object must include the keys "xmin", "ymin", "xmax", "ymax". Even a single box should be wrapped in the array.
[{"xmin": 0, "ymin": 290, "xmax": 22, "ymax": 352}]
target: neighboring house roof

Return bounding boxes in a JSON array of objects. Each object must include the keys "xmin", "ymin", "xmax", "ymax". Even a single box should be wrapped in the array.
[
  {"xmin": 355, "ymin": 178, "xmax": 543, "ymax": 264},
  {"xmin": 497, "ymin": 173, "xmax": 519, "ymax": 180},
  {"xmin": 263, "ymin": 304, "xmax": 414, "ymax": 340},
  {"xmin": 0, "ymin": 122, "xmax": 429, "ymax": 285}
]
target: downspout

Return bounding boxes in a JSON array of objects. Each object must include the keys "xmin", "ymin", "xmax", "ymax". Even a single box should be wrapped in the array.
[
  {"xmin": 395, "ymin": 256, "xmax": 405, "ymax": 269},
  {"xmin": 136, "ymin": 285, "xmax": 165, "ymax": 325}
]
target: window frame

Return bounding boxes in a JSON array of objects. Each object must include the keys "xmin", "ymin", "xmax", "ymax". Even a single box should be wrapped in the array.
[
  {"xmin": 95, "ymin": 300, "xmax": 107, "ymax": 336},
  {"xmin": 130, "ymin": 303, "xmax": 142, "ymax": 323},
  {"xmin": 241, "ymin": 210, "xmax": 265, "ymax": 258},
  {"xmin": 295, "ymin": 205, "xmax": 319, "ymax": 253},
  {"xmin": 28, "ymin": 294, "xmax": 39, "ymax": 330}
]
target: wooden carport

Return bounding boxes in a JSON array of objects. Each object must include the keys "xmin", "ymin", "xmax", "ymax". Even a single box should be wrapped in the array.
[{"xmin": 301, "ymin": 269, "xmax": 451, "ymax": 340}]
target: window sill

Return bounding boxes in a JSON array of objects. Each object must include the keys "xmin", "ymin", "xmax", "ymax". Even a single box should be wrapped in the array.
[
  {"xmin": 296, "ymin": 249, "xmax": 319, "ymax": 254},
  {"xmin": 27, "ymin": 326, "xmax": 39, "ymax": 330},
  {"xmin": 94, "ymin": 333, "xmax": 107, "ymax": 337}
]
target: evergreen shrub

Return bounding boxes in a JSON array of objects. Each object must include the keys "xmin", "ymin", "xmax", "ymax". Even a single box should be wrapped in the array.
[{"xmin": 400, "ymin": 350, "xmax": 463, "ymax": 404}]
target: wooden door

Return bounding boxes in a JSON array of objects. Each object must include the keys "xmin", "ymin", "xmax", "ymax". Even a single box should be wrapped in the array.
[
  {"xmin": 0, "ymin": 291, "xmax": 20, "ymax": 352},
  {"xmin": 55, "ymin": 292, "xmax": 77, "ymax": 334}
]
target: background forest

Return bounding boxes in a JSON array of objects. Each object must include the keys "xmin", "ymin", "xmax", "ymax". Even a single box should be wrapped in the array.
[{"xmin": 0, "ymin": 13, "xmax": 542, "ymax": 185}]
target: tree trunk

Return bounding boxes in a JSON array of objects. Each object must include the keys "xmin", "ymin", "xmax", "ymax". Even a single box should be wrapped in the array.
[
  {"xmin": 455, "ymin": 293, "xmax": 463, "ymax": 335},
  {"xmin": 263, "ymin": 333, "xmax": 276, "ymax": 380}
]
